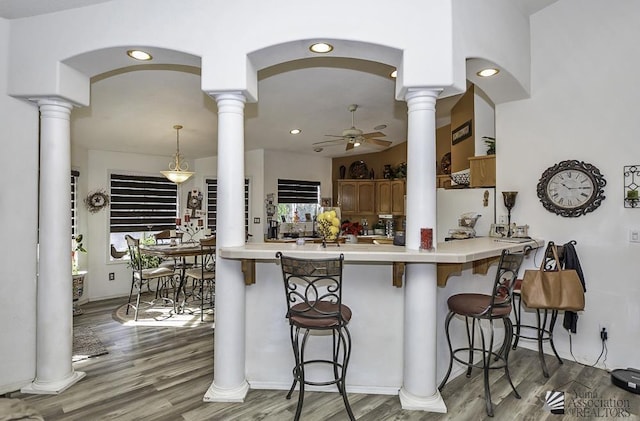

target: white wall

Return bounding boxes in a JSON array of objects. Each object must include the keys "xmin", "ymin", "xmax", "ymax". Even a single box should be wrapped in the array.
[
  {"xmin": 0, "ymin": 17, "xmax": 39, "ymax": 394},
  {"xmin": 497, "ymin": 0, "xmax": 640, "ymax": 370}
]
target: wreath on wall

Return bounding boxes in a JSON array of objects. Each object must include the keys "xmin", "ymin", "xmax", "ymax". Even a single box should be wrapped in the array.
[{"xmin": 84, "ymin": 189, "xmax": 110, "ymax": 213}]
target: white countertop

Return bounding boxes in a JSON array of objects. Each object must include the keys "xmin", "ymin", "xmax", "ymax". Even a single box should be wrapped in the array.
[{"xmin": 219, "ymin": 237, "xmax": 544, "ymax": 264}]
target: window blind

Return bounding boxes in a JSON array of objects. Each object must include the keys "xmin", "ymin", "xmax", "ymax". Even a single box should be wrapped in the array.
[
  {"xmin": 277, "ymin": 179, "xmax": 320, "ymax": 204},
  {"xmin": 110, "ymin": 173, "xmax": 177, "ymax": 233},
  {"xmin": 206, "ymin": 178, "xmax": 249, "ymax": 235}
]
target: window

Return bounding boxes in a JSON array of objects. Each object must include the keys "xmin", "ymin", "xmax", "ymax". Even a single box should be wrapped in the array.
[
  {"xmin": 277, "ymin": 179, "xmax": 320, "ymax": 222},
  {"xmin": 71, "ymin": 170, "xmax": 79, "ymax": 238},
  {"xmin": 206, "ymin": 178, "xmax": 250, "ymax": 236},
  {"xmin": 109, "ymin": 173, "xmax": 177, "ymax": 252}
]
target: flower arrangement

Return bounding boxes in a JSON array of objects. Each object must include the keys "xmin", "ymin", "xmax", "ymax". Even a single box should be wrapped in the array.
[
  {"xmin": 341, "ymin": 221, "xmax": 362, "ymax": 236},
  {"xmin": 316, "ymin": 210, "xmax": 341, "ymax": 246}
]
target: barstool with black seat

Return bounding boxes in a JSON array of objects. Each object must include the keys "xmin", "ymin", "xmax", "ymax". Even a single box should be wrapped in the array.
[
  {"xmin": 276, "ymin": 252, "xmax": 355, "ymax": 421},
  {"xmin": 439, "ymin": 249, "xmax": 525, "ymax": 417}
]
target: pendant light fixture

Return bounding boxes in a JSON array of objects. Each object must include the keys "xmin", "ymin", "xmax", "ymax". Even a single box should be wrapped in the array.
[{"xmin": 161, "ymin": 124, "xmax": 194, "ymax": 184}]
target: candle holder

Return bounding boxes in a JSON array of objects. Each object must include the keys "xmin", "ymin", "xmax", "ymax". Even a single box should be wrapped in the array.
[{"xmin": 502, "ymin": 191, "xmax": 518, "ymax": 237}]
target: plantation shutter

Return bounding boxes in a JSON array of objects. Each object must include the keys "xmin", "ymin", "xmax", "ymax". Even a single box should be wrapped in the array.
[
  {"xmin": 109, "ymin": 173, "xmax": 178, "ymax": 233},
  {"xmin": 277, "ymin": 179, "xmax": 320, "ymax": 204}
]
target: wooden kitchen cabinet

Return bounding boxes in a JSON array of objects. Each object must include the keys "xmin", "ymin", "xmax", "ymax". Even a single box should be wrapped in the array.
[
  {"xmin": 469, "ymin": 155, "xmax": 496, "ymax": 187},
  {"xmin": 337, "ymin": 180, "xmax": 376, "ymax": 215},
  {"xmin": 376, "ymin": 180, "xmax": 406, "ymax": 215}
]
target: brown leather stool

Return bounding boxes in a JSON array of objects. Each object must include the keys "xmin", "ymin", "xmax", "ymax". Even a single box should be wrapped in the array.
[
  {"xmin": 276, "ymin": 252, "xmax": 355, "ymax": 421},
  {"xmin": 439, "ymin": 249, "xmax": 525, "ymax": 417}
]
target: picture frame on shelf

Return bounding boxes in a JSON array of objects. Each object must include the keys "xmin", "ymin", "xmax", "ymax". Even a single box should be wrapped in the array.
[
  {"xmin": 452, "ymin": 120, "xmax": 472, "ymax": 145},
  {"xmin": 321, "ymin": 197, "xmax": 332, "ymax": 207},
  {"xmin": 489, "ymin": 223, "xmax": 508, "ymax": 238}
]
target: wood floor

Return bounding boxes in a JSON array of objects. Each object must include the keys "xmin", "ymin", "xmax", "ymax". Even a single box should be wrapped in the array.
[{"xmin": 10, "ymin": 297, "xmax": 639, "ymax": 420}]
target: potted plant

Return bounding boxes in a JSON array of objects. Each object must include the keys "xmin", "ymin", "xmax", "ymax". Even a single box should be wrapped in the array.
[
  {"xmin": 483, "ymin": 136, "xmax": 496, "ymax": 155},
  {"xmin": 72, "ymin": 234, "xmax": 87, "ymax": 275}
]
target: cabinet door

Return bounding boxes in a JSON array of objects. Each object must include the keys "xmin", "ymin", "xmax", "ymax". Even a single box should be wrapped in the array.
[
  {"xmin": 376, "ymin": 181, "xmax": 392, "ymax": 214},
  {"xmin": 358, "ymin": 182, "xmax": 376, "ymax": 214},
  {"xmin": 338, "ymin": 182, "xmax": 358, "ymax": 214},
  {"xmin": 390, "ymin": 181, "xmax": 406, "ymax": 214}
]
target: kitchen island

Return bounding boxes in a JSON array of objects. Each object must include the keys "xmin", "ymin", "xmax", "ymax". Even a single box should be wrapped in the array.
[{"xmin": 211, "ymin": 237, "xmax": 542, "ymax": 413}]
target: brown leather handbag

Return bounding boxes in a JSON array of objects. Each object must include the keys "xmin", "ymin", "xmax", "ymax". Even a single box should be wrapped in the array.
[{"xmin": 521, "ymin": 244, "xmax": 585, "ymax": 311}]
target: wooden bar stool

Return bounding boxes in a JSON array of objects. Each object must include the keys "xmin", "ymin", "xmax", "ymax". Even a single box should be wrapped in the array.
[
  {"xmin": 439, "ymin": 249, "xmax": 525, "ymax": 417},
  {"xmin": 276, "ymin": 252, "xmax": 355, "ymax": 421}
]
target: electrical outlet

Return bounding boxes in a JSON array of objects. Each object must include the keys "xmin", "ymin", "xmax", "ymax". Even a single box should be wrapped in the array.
[
  {"xmin": 630, "ymin": 230, "xmax": 640, "ymax": 243},
  {"xmin": 599, "ymin": 324, "xmax": 609, "ymax": 341},
  {"xmin": 108, "ymin": 272, "xmax": 115, "ymax": 281}
]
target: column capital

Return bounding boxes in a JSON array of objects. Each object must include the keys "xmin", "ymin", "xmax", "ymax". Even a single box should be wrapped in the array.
[
  {"xmin": 405, "ymin": 89, "xmax": 440, "ymax": 111},
  {"xmin": 37, "ymin": 98, "xmax": 74, "ymax": 120}
]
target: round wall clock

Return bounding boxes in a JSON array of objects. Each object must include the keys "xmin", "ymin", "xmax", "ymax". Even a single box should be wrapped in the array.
[
  {"xmin": 537, "ymin": 160, "xmax": 606, "ymax": 217},
  {"xmin": 84, "ymin": 190, "xmax": 110, "ymax": 213}
]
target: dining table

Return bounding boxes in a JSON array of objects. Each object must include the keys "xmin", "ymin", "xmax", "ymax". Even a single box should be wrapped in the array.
[{"xmin": 139, "ymin": 241, "xmax": 207, "ymax": 314}]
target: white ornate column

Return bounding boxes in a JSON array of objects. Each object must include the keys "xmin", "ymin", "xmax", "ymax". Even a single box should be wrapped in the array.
[
  {"xmin": 399, "ymin": 89, "xmax": 446, "ymax": 412},
  {"xmin": 22, "ymin": 99, "xmax": 85, "ymax": 394},
  {"xmin": 204, "ymin": 92, "xmax": 250, "ymax": 402}
]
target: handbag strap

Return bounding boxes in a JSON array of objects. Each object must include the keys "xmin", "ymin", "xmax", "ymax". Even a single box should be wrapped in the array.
[{"xmin": 540, "ymin": 243, "xmax": 562, "ymax": 271}]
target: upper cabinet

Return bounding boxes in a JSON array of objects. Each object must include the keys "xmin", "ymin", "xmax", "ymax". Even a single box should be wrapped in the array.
[
  {"xmin": 376, "ymin": 180, "xmax": 406, "ymax": 215},
  {"xmin": 337, "ymin": 180, "xmax": 375, "ymax": 215},
  {"xmin": 337, "ymin": 179, "xmax": 405, "ymax": 216}
]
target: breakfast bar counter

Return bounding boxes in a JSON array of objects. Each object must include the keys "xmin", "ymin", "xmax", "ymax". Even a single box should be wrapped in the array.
[{"xmin": 211, "ymin": 237, "xmax": 543, "ymax": 413}]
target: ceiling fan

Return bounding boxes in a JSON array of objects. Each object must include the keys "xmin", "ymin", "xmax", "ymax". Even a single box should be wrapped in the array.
[{"xmin": 312, "ymin": 104, "xmax": 393, "ymax": 151}]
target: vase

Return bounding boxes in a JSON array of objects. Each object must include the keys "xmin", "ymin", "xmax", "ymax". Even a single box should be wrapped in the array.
[{"xmin": 339, "ymin": 165, "xmax": 346, "ymax": 179}]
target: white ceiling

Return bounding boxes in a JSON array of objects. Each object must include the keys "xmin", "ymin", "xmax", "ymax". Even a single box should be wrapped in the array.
[{"xmin": 0, "ymin": 0, "xmax": 558, "ymax": 160}]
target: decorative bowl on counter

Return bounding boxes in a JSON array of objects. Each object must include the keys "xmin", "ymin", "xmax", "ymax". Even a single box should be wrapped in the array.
[{"xmin": 450, "ymin": 169, "xmax": 470, "ymax": 186}]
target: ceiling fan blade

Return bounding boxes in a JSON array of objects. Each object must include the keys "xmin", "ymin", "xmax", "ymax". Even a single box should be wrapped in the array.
[
  {"xmin": 345, "ymin": 142, "xmax": 355, "ymax": 151},
  {"xmin": 362, "ymin": 131, "xmax": 386, "ymax": 139},
  {"xmin": 313, "ymin": 139, "xmax": 345, "ymax": 146},
  {"xmin": 324, "ymin": 134, "xmax": 345, "ymax": 138},
  {"xmin": 364, "ymin": 138, "xmax": 392, "ymax": 147}
]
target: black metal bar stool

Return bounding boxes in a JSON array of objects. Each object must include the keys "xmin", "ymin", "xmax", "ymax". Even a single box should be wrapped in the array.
[
  {"xmin": 276, "ymin": 252, "xmax": 355, "ymax": 421},
  {"xmin": 511, "ymin": 242, "xmax": 565, "ymax": 377},
  {"xmin": 439, "ymin": 249, "xmax": 525, "ymax": 417}
]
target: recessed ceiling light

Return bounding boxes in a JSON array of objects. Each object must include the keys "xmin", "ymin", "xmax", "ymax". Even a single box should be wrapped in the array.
[
  {"xmin": 289, "ymin": 128, "xmax": 301, "ymax": 135},
  {"xmin": 374, "ymin": 124, "xmax": 387, "ymax": 131},
  {"xmin": 127, "ymin": 49, "xmax": 152, "ymax": 61},
  {"xmin": 390, "ymin": 70, "xmax": 397, "ymax": 78},
  {"xmin": 477, "ymin": 68, "xmax": 499, "ymax": 77},
  {"xmin": 314, "ymin": 147, "xmax": 323, "ymax": 153},
  {"xmin": 309, "ymin": 42, "xmax": 333, "ymax": 53}
]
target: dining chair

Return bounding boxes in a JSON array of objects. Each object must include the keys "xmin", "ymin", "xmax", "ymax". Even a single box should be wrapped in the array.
[
  {"xmin": 183, "ymin": 236, "xmax": 216, "ymax": 321},
  {"xmin": 124, "ymin": 235, "xmax": 176, "ymax": 321}
]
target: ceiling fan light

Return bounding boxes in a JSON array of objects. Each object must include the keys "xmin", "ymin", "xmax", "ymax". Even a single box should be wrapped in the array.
[
  {"xmin": 309, "ymin": 42, "xmax": 333, "ymax": 53},
  {"xmin": 353, "ymin": 141, "xmax": 361, "ymax": 147}
]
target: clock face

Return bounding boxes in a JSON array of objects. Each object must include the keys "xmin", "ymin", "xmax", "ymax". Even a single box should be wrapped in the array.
[
  {"xmin": 537, "ymin": 160, "xmax": 606, "ymax": 217},
  {"xmin": 546, "ymin": 170, "xmax": 595, "ymax": 209}
]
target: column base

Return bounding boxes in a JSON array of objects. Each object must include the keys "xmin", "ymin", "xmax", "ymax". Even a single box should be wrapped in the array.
[
  {"xmin": 21, "ymin": 371, "xmax": 86, "ymax": 395},
  {"xmin": 203, "ymin": 380, "xmax": 249, "ymax": 403},
  {"xmin": 399, "ymin": 386, "xmax": 447, "ymax": 413}
]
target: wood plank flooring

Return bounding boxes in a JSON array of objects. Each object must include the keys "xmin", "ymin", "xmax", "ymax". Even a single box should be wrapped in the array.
[{"xmin": 9, "ymin": 297, "xmax": 639, "ymax": 420}]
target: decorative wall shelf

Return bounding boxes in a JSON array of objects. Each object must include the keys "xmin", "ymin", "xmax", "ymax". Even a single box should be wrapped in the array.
[{"xmin": 624, "ymin": 165, "xmax": 640, "ymax": 208}]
